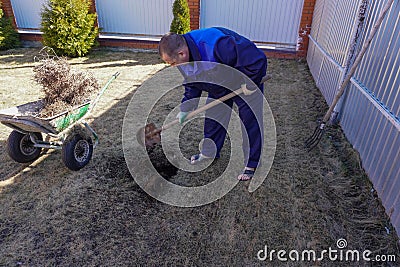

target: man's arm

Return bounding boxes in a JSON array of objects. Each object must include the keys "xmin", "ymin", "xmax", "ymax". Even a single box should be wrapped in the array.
[{"xmin": 180, "ymin": 84, "xmax": 202, "ymax": 112}]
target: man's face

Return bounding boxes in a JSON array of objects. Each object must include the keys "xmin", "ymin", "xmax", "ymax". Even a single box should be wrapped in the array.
[{"xmin": 161, "ymin": 48, "xmax": 189, "ymax": 66}]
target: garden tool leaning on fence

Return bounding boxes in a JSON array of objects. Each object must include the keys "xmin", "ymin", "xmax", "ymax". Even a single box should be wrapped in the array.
[
  {"xmin": 137, "ymin": 75, "xmax": 271, "ymax": 147},
  {"xmin": 304, "ymin": 0, "xmax": 395, "ymax": 151}
]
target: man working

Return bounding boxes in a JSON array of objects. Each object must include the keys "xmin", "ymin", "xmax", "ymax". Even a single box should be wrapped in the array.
[{"xmin": 159, "ymin": 27, "xmax": 267, "ymax": 181}]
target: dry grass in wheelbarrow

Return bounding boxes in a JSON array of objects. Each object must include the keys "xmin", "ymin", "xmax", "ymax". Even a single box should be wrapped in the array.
[{"xmin": 33, "ymin": 57, "xmax": 99, "ymax": 117}]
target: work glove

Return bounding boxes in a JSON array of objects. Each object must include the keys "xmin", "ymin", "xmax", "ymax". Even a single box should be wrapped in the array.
[{"xmin": 176, "ymin": 111, "xmax": 189, "ymax": 125}]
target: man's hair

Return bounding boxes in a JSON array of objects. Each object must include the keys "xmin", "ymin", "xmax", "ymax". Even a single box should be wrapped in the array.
[{"xmin": 159, "ymin": 32, "xmax": 186, "ymax": 58}]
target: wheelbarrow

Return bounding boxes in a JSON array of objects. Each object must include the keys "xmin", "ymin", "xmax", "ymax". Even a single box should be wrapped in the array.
[{"xmin": 0, "ymin": 72, "xmax": 120, "ymax": 171}]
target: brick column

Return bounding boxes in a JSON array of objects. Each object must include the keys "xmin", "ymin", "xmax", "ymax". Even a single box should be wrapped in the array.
[
  {"xmin": 1, "ymin": 0, "xmax": 17, "ymax": 28},
  {"xmin": 297, "ymin": 0, "xmax": 316, "ymax": 57},
  {"xmin": 187, "ymin": 0, "xmax": 200, "ymax": 30},
  {"xmin": 89, "ymin": 0, "xmax": 98, "ymax": 28}
]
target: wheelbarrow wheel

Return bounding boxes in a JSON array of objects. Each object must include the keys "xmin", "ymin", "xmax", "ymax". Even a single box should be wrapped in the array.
[
  {"xmin": 7, "ymin": 131, "xmax": 43, "ymax": 163},
  {"xmin": 62, "ymin": 134, "xmax": 93, "ymax": 171}
]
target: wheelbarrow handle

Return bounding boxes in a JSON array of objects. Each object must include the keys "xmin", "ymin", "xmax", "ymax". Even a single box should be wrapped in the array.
[{"xmin": 88, "ymin": 72, "xmax": 120, "ymax": 114}]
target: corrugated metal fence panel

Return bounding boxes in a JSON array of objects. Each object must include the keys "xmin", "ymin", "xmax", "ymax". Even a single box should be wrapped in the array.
[
  {"xmin": 95, "ymin": 0, "xmax": 174, "ymax": 36},
  {"xmin": 311, "ymin": 0, "xmax": 361, "ymax": 66},
  {"xmin": 322, "ymin": 1, "xmax": 360, "ymax": 66},
  {"xmin": 354, "ymin": 0, "xmax": 400, "ymax": 118},
  {"xmin": 10, "ymin": 0, "xmax": 45, "ymax": 30},
  {"xmin": 341, "ymin": 81, "xmax": 400, "ymax": 227},
  {"xmin": 309, "ymin": 0, "xmax": 324, "ymax": 39},
  {"xmin": 307, "ymin": 0, "xmax": 327, "ymax": 86},
  {"xmin": 339, "ymin": 83, "xmax": 370, "ymax": 143},
  {"xmin": 307, "ymin": 36, "xmax": 345, "ymax": 105},
  {"xmin": 308, "ymin": 0, "xmax": 400, "ymax": 236},
  {"xmin": 200, "ymin": 0, "xmax": 304, "ymax": 49},
  {"xmin": 316, "ymin": 57, "xmax": 342, "ymax": 105},
  {"xmin": 306, "ymin": 38, "xmax": 321, "ymax": 83},
  {"xmin": 344, "ymin": 0, "xmax": 400, "ymax": 230},
  {"xmin": 307, "ymin": 1, "xmax": 362, "ymax": 104}
]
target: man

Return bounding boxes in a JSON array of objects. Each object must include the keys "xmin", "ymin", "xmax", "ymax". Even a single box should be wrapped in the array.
[{"xmin": 159, "ymin": 27, "xmax": 267, "ymax": 181}]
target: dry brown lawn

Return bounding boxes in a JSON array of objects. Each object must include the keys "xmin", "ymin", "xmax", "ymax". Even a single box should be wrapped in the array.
[{"xmin": 0, "ymin": 47, "xmax": 398, "ymax": 266}]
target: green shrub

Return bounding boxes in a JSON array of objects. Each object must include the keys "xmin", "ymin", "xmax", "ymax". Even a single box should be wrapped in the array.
[
  {"xmin": 170, "ymin": 0, "xmax": 190, "ymax": 34},
  {"xmin": 0, "ymin": 3, "xmax": 20, "ymax": 50},
  {"xmin": 41, "ymin": 0, "xmax": 98, "ymax": 57}
]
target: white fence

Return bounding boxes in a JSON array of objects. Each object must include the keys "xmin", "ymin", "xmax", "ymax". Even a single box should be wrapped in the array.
[
  {"xmin": 307, "ymin": 0, "xmax": 400, "ymax": 235},
  {"xmin": 9, "ymin": 0, "xmax": 44, "ymax": 31},
  {"xmin": 200, "ymin": 0, "xmax": 304, "ymax": 50},
  {"xmin": 95, "ymin": 0, "xmax": 174, "ymax": 38},
  {"xmin": 8, "ymin": 0, "xmax": 305, "ymax": 49}
]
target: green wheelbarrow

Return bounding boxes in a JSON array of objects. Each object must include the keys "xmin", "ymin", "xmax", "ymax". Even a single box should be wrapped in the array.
[{"xmin": 0, "ymin": 72, "xmax": 120, "ymax": 171}]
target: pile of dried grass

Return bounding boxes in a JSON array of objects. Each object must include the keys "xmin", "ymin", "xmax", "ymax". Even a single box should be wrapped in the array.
[{"xmin": 33, "ymin": 56, "xmax": 99, "ymax": 117}]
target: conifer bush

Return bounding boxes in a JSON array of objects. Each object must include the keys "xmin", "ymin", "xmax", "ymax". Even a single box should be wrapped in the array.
[
  {"xmin": 170, "ymin": 0, "xmax": 190, "ymax": 34},
  {"xmin": 0, "ymin": 3, "xmax": 20, "ymax": 50},
  {"xmin": 41, "ymin": 0, "xmax": 98, "ymax": 57}
]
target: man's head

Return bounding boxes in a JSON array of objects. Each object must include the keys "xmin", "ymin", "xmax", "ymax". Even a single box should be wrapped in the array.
[{"xmin": 159, "ymin": 32, "xmax": 190, "ymax": 66}]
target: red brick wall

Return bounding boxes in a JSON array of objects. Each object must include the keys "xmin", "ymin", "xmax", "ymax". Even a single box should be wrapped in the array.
[
  {"xmin": 296, "ymin": 0, "xmax": 316, "ymax": 57},
  {"xmin": 187, "ymin": 0, "xmax": 200, "ymax": 30},
  {"xmin": 1, "ymin": 0, "xmax": 17, "ymax": 27},
  {"xmin": 19, "ymin": 33, "xmax": 42, "ymax": 42},
  {"xmin": 264, "ymin": 50, "xmax": 298, "ymax": 60},
  {"xmin": 98, "ymin": 39, "xmax": 159, "ymax": 50},
  {"xmin": 89, "ymin": 0, "xmax": 98, "ymax": 28}
]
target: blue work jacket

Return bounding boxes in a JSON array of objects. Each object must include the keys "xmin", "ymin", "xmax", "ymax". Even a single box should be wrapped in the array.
[{"xmin": 179, "ymin": 27, "xmax": 267, "ymax": 112}]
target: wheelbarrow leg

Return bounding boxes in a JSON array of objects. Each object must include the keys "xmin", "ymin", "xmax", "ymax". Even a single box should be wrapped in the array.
[{"xmin": 83, "ymin": 121, "xmax": 99, "ymax": 148}]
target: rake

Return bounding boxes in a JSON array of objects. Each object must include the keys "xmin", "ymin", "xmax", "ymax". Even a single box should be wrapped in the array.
[{"xmin": 305, "ymin": 0, "xmax": 395, "ymax": 150}]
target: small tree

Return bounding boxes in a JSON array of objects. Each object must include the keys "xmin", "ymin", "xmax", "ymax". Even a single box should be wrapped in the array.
[
  {"xmin": 0, "ymin": 3, "xmax": 20, "ymax": 50},
  {"xmin": 170, "ymin": 0, "xmax": 190, "ymax": 34},
  {"xmin": 41, "ymin": 0, "xmax": 98, "ymax": 57}
]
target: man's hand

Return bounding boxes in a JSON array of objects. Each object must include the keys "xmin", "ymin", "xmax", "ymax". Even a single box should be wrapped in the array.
[{"xmin": 176, "ymin": 111, "xmax": 189, "ymax": 124}]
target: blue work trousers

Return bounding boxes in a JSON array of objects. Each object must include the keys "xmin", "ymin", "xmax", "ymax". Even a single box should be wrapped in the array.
[{"xmin": 201, "ymin": 84, "xmax": 264, "ymax": 169}]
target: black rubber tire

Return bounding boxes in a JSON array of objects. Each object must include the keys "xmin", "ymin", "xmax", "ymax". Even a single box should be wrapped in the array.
[
  {"xmin": 62, "ymin": 134, "xmax": 93, "ymax": 171},
  {"xmin": 7, "ymin": 131, "xmax": 43, "ymax": 163}
]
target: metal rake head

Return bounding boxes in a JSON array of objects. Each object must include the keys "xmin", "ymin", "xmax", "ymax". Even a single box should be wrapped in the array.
[{"xmin": 304, "ymin": 123, "xmax": 326, "ymax": 151}]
